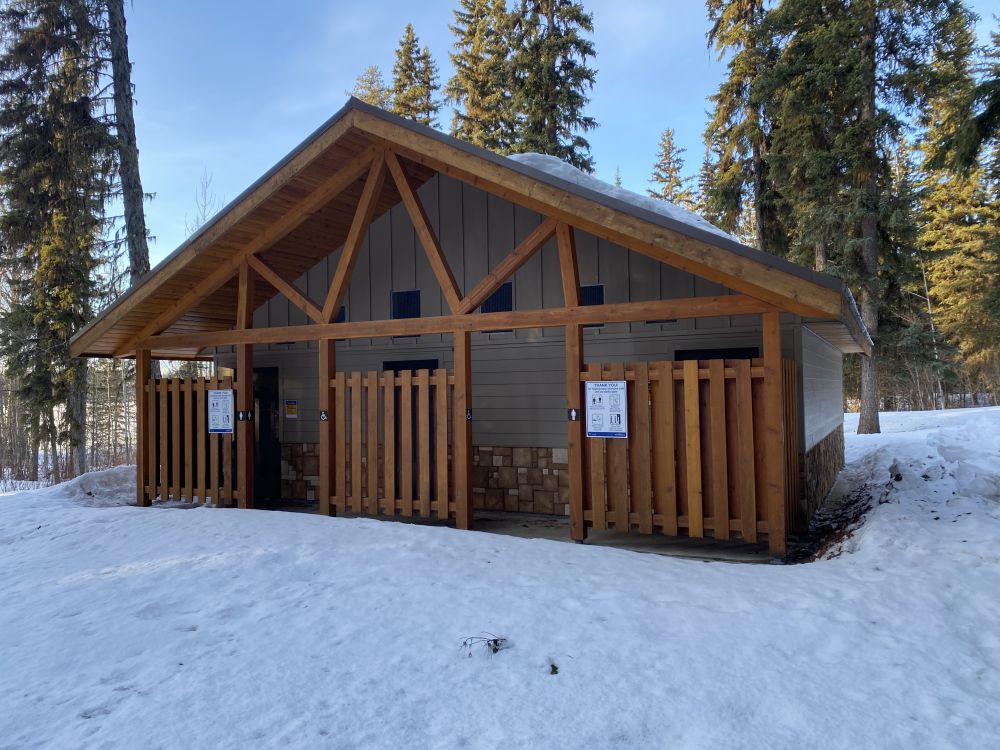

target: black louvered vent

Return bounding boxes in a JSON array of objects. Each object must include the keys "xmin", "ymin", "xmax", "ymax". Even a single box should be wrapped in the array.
[
  {"xmin": 391, "ymin": 290, "xmax": 421, "ymax": 320},
  {"xmin": 481, "ymin": 282, "xmax": 513, "ymax": 314}
]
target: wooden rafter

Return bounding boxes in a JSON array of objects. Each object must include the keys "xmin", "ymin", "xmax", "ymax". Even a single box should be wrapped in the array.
[
  {"xmin": 247, "ymin": 255, "xmax": 324, "ymax": 324},
  {"xmin": 112, "ymin": 146, "xmax": 379, "ymax": 356},
  {"xmin": 556, "ymin": 222, "xmax": 580, "ymax": 307},
  {"xmin": 457, "ymin": 218, "xmax": 558, "ymax": 314},
  {"xmin": 323, "ymin": 151, "xmax": 387, "ymax": 322},
  {"xmin": 236, "ymin": 262, "xmax": 254, "ymax": 330},
  {"xmin": 140, "ymin": 295, "xmax": 774, "ymax": 350},
  {"xmin": 385, "ymin": 150, "xmax": 462, "ymax": 312}
]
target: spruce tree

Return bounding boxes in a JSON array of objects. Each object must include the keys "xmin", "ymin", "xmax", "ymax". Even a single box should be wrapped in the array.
[
  {"xmin": 347, "ymin": 65, "xmax": 392, "ymax": 109},
  {"xmin": 509, "ymin": 0, "xmax": 598, "ymax": 172},
  {"xmin": 445, "ymin": 0, "xmax": 516, "ymax": 152},
  {"xmin": 704, "ymin": 0, "xmax": 786, "ymax": 253},
  {"xmin": 0, "ymin": 0, "xmax": 116, "ymax": 478},
  {"xmin": 759, "ymin": 0, "xmax": 976, "ymax": 433},
  {"xmin": 919, "ymin": 52, "xmax": 1000, "ymax": 385},
  {"xmin": 391, "ymin": 24, "xmax": 441, "ymax": 126},
  {"xmin": 933, "ymin": 27, "xmax": 1000, "ymax": 172},
  {"xmin": 648, "ymin": 128, "xmax": 698, "ymax": 210}
]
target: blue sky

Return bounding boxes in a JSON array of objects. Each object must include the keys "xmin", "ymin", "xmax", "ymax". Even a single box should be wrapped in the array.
[{"xmin": 126, "ymin": 1, "xmax": 999, "ymax": 266}]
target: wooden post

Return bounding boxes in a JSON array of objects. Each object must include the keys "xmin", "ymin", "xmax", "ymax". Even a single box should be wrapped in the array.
[
  {"xmin": 135, "ymin": 349, "xmax": 151, "ymax": 506},
  {"xmin": 235, "ymin": 263, "xmax": 254, "ymax": 510},
  {"xmin": 762, "ymin": 310, "xmax": 787, "ymax": 557},
  {"xmin": 318, "ymin": 340, "xmax": 336, "ymax": 515},
  {"xmin": 557, "ymin": 223, "xmax": 586, "ymax": 541},
  {"xmin": 453, "ymin": 331, "xmax": 473, "ymax": 530},
  {"xmin": 236, "ymin": 343, "xmax": 254, "ymax": 509},
  {"xmin": 566, "ymin": 324, "xmax": 586, "ymax": 541}
]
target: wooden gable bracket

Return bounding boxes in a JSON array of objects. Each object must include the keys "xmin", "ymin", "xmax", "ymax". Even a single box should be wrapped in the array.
[
  {"xmin": 323, "ymin": 150, "xmax": 388, "ymax": 323},
  {"xmin": 385, "ymin": 150, "xmax": 463, "ymax": 313},
  {"xmin": 112, "ymin": 145, "xmax": 380, "ymax": 357},
  {"xmin": 247, "ymin": 255, "xmax": 325, "ymax": 325},
  {"xmin": 457, "ymin": 218, "xmax": 558, "ymax": 314}
]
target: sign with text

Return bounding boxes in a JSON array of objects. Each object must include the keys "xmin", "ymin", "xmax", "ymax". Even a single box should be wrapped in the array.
[
  {"xmin": 585, "ymin": 380, "xmax": 628, "ymax": 439},
  {"xmin": 284, "ymin": 400, "xmax": 298, "ymax": 419},
  {"xmin": 207, "ymin": 389, "xmax": 234, "ymax": 434}
]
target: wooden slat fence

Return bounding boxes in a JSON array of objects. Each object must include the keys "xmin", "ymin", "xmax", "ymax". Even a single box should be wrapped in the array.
[
  {"xmin": 142, "ymin": 377, "xmax": 236, "ymax": 505},
  {"xmin": 329, "ymin": 368, "xmax": 455, "ymax": 520},
  {"xmin": 580, "ymin": 358, "xmax": 797, "ymax": 542}
]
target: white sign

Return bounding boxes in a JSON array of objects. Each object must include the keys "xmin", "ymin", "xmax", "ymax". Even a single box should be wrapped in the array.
[
  {"xmin": 208, "ymin": 389, "xmax": 234, "ymax": 434},
  {"xmin": 586, "ymin": 380, "xmax": 628, "ymax": 439}
]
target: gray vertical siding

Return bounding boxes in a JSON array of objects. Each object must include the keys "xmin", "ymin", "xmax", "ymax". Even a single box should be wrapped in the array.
[
  {"xmin": 220, "ymin": 173, "xmax": 812, "ymax": 449},
  {"xmin": 800, "ymin": 326, "xmax": 844, "ymax": 450}
]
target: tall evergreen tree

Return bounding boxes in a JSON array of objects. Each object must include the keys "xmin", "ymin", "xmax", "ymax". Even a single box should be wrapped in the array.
[
  {"xmin": 509, "ymin": 0, "xmax": 598, "ymax": 172},
  {"xmin": 704, "ymin": 0, "xmax": 786, "ymax": 253},
  {"xmin": 759, "ymin": 0, "xmax": 976, "ymax": 433},
  {"xmin": 445, "ymin": 0, "xmax": 516, "ymax": 152},
  {"xmin": 346, "ymin": 65, "xmax": 392, "ymax": 109},
  {"xmin": 391, "ymin": 24, "xmax": 441, "ymax": 126},
  {"xmin": 0, "ymin": 0, "xmax": 116, "ymax": 478},
  {"xmin": 919, "ymin": 51, "xmax": 1000, "ymax": 386},
  {"xmin": 933, "ymin": 26, "xmax": 1000, "ymax": 172},
  {"xmin": 648, "ymin": 128, "xmax": 697, "ymax": 210}
]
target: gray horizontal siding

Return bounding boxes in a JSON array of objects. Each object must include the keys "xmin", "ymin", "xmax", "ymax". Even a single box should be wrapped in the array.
[
  {"xmin": 800, "ymin": 326, "xmax": 844, "ymax": 450},
  {"xmin": 220, "ymin": 325, "xmax": 795, "ymax": 449}
]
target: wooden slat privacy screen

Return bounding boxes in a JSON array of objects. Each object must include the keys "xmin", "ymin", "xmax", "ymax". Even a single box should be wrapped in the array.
[
  {"xmin": 142, "ymin": 377, "xmax": 235, "ymax": 505},
  {"xmin": 328, "ymin": 368, "xmax": 455, "ymax": 519},
  {"xmin": 580, "ymin": 358, "xmax": 797, "ymax": 542}
]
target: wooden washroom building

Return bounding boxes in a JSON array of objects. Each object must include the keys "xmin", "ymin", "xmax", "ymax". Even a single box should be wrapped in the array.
[{"xmin": 70, "ymin": 99, "xmax": 871, "ymax": 556}]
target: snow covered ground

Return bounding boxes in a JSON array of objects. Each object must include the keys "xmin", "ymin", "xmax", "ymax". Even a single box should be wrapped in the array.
[{"xmin": 1, "ymin": 409, "xmax": 998, "ymax": 749}]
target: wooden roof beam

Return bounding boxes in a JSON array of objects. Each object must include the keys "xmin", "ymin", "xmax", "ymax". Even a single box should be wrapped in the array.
[
  {"xmin": 140, "ymin": 294, "xmax": 775, "ymax": 350},
  {"xmin": 385, "ymin": 150, "xmax": 463, "ymax": 313},
  {"xmin": 556, "ymin": 223, "xmax": 580, "ymax": 307},
  {"xmin": 323, "ymin": 151, "xmax": 387, "ymax": 322}
]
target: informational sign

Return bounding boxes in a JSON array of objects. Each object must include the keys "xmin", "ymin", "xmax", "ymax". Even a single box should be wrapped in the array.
[
  {"xmin": 208, "ymin": 389, "xmax": 234, "ymax": 434},
  {"xmin": 284, "ymin": 400, "xmax": 298, "ymax": 419},
  {"xmin": 585, "ymin": 380, "xmax": 628, "ymax": 439}
]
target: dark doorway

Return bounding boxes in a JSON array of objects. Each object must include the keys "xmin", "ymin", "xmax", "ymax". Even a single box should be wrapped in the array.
[
  {"xmin": 254, "ymin": 367, "xmax": 281, "ymax": 500},
  {"xmin": 383, "ymin": 359, "xmax": 440, "ymax": 501}
]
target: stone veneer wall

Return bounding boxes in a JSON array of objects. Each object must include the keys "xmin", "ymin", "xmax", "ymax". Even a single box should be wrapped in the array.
[
  {"xmin": 472, "ymin": 447, "xmax": 570, "ymax": 515},
  {"xmin": 278, "ymin": 442, "xmax": 570, "ymax": 515},
  {"xmin": 798, "ymin": 424, "xmax": 845, "ymax": 530},
  {"xmin": 281, "ymin": 443, "xmax": 320, "ymax": 502}
]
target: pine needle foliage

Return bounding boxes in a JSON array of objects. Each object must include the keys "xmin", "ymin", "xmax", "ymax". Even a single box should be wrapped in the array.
[{"xmin": 391, "ymin": 24, "xmax": 442, "ymax": 126}]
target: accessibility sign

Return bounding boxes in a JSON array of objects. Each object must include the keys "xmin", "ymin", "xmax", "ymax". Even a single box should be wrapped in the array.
[{"xmin": 585, "ymin": 380, "xmax": 628, "ymax": 439}]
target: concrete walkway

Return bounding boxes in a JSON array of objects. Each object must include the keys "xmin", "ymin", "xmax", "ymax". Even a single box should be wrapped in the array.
[{"xmin": 255, "ymin": 499, "xmax": 772, "ymax": 564}]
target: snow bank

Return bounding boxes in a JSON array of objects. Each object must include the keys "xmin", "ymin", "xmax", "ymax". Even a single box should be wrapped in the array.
[
  {"xmin": 509, "ymin": 152, "xmax": 739, "ymax": 243},
  {"xmin": 1, "ymin": 409, "xmax": 999, "ymax": 749}
]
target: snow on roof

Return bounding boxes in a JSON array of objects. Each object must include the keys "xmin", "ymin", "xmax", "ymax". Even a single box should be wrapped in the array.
[{"xmin": 507, "ymin": 152, "xmax": 739, "ymax": 244}]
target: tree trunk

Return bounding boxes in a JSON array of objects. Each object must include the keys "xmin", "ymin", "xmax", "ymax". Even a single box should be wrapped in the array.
[
  {"xmin": 108, "ymin": 0, "xmax": 149, "ymax": 285},
  {"xmin": 814, "ymin": 240, "xmax": 827, "ymax": 272},
  {"xmin": 752, "ymin": 140, "xmax": 766, "ymax": 253},
  {"xmin": 108, "ymin": 0, "xmax": 159, "ymax": 382},
  {"xmin": 856, "ymin": 1, "xmax": 880, "ymax": 435},
  {"xmin": 68, "ymin": 361, "xmax": 88, "ymax": 477}
]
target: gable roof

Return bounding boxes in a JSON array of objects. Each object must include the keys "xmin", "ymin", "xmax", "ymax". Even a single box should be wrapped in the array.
[{"xmin": 70, "ymin": 98, "xmax": 870, "ymax": 359}]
